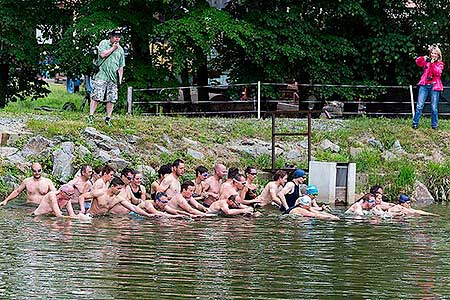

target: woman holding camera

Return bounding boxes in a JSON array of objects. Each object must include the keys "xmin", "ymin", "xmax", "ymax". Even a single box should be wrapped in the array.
[{"xmin": 412, "ymin": 45, "xmax": 444, "ymax": 129}]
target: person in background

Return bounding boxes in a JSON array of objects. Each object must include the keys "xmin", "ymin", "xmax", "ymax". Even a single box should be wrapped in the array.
[
  {"xmin": 257, "ymin": 170, "xmax": 288, "ymax": 207},
  {"xmin": 239, "ymin": 166, "xmax": 261, "ymax": 207},
  {"xmin": 128, "ymin": 171, "xmax": 147, "ymax": 205},
  {"xmin": 193, "ymin": 165, "xmax": 209, "ymax": 203},
  {"xmin": 412, "ymin": 45, "xmax": 444, "ymax": 129},
  {"xmin": 88, "ymin": 29, "xmax": 125, "ymax": 127},
  {"xmin": 278, "ymin": 169, "xmax": 307, "ymax": 212},
  {"xmin": 150, "ymin": 164, "xmax": 172, "ymax": 200},
  {"xmin": 158, "ymin": 159, "xmax": 185, "ymax": 198}
]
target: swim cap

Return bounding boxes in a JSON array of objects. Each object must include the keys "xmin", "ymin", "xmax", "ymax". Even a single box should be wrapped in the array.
[
  {"xmin": 306, "ymin": 184, "xmax": 319, "ymax": 195},
  {"xmin": 299, "ymin": 196, "xmax": 312, "ymax": 207},
  {"xmin": 398, "ymin": 194, "xmax": 410, "ymax": 204},
  {"xmin": 293, "ymin": 169, "xmax": 306, "ymax": 179},
  {"xmin": 59, "ymin": 184, "xmax": 75, "ymax": 196},
  {"xmin": 155, "ymin": 192, "xmax": 168, "ymax": 201}
]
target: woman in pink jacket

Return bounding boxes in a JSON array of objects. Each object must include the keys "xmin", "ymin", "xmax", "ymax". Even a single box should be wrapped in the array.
[{"xmin": 412, "ymin": 45, "xmax": 444, "ymax": 129}]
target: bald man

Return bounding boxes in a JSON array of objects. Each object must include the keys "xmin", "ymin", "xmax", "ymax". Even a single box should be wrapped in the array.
[
  {"xmin": 32, "ymin": 184, "xmax": 89, "ymax": 219},
  {"xmin": 0, "ymin": 163, "xmax": 56, "ymax": 206}
]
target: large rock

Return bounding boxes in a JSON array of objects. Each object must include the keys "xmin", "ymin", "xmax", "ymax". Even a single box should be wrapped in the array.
[
  {"xmin": 182, "ymin": 137, "xmax": 199, "ymax": 146},
  {"xmin": 368, "ymin": 138, "xmax": 384, "ymax": 151},
  {"xmin": 187, "ymin": 148, "xmax": 204, "ymax": 159},
  {"xmin": 126, "ymin": 134, "xmax": 141, "ymax": 144},
  {"xmin": 96, "ymin": 150, "xmax": 112, "ymax": 163},
  {"xmin": 349, "ymin": 147, "xmax": 363, "ymax": 158},
  {"xmin": 109, "ymin": 158, "xmax": 130, "ymax": 171},
  {"xmin": 286, "ymin": 149, "xmax": 301, "ymax": 161},
  {"xmin": 319, "ymin": 139, "xmax": 340, "ymax": 152},
  {"xmin": 1, "ymin": 131, "xmax": 32, "ymax": 146},
  {"xmin": 4, "ymin": 153, "xmax": 29, "ymax": 172},
  {"xmin": 22, "ymin": 136, "xmax": 53, "ymax": 157},
  {"xmin": 52, "ymin": 142, "xmax": 75, "ymax": 183},
  {"xmin": 84, "ymin": 127, "xmax": 115, "ymax": 144},
  {"xmin": 0, "ymin": 147, "xmax": 19, "ymax": 158},
  {"xmin": 412, "ymin": 181, "xmax": 435, "ymax": 207},
  {"xmin": 0, "ymin": 174, "xmax": 19, "ymax": 190},
  {"xmin": 391, "ymin": 140, "xmax": 406, "ymax": 155},
  {"xmin": 382, "ymin": 150, "xmax": 396, "ymax": 160},
  {"xmin": 76, "ymin": 145, "xmax": 91, "ymax": 158},
  {"xmin": 155, "ymin": 144, "xmax": 170, "ymax": 154},
  {"xmin": 136, "ymin": 165, "xmax": 156, "ymax": 185}
]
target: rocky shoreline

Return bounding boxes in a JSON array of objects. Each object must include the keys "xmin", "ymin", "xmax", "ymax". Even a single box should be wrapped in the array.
[{"xmin": 0, "ymin": 115, "xmax": 439, "ymax": 205}]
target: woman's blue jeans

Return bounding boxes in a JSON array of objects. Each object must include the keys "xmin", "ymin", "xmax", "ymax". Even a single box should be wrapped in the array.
[{"xmin": 413, "ymin": 84, "xmax": 440, "ymax": 128}]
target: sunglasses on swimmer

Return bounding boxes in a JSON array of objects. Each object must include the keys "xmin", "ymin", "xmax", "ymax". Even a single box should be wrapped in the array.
[{"xmin": 32, "ymin": 169, "xmax": 42, "ymax": 173}]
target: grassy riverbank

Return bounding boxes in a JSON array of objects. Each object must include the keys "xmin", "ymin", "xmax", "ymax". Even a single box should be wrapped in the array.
[{"xmin": 1, "ymin": 83, "xmax": 449, "ymax": 201}]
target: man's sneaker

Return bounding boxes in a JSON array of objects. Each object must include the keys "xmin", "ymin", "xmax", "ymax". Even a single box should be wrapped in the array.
[
  {"xmin": 105, "ymin": 119, "xmax": 112, "ymax": 127},
  {"xmin": 87, "ymin": 115, "xmax": 94, "ymax": 125}
]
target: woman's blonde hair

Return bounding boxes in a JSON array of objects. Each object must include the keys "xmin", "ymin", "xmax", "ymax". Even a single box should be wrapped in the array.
[{"xmin": 429, "ymin": 45, "xmax": 443, "ymax": 62}]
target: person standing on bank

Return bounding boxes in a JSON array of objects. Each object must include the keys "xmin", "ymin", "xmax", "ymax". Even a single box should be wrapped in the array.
[
  {"xmin": 412, "ymin": 45, "xmax": 444, "ymax": 130},
  {"xmin": 88, "ymin": 29, "xmax": 125, "ymax": 127}
]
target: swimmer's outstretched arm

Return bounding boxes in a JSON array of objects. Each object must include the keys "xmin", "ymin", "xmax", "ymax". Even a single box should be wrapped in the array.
[
  {"xmin": 0, "ymin": 181, "xmax": 26, "ymax": 206},
  {"xmin": 410, "ymin": 208, "xmax": 439, "ymax": 217},
  {"xmin": 221, "ymin": 204, "xmax": 253, "ymax": 216},
  {"xmin": 120, "ymin": 200, "xmax": 154, "ymax": 218}
]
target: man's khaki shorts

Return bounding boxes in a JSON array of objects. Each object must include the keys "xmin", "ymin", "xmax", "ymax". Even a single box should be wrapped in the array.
[{"xmin": 91, "ymin": 79, "xmax": 118, "ymax": 103}]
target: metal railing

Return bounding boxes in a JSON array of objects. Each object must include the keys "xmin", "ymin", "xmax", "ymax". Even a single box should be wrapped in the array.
[{"xmin": 126, "ymin": 82, "xmax": 450, "ymax": 118}]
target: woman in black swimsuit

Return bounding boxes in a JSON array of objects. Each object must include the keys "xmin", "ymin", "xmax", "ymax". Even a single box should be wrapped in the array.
[{"xmin": 128, "ymin": 171, "xmax": 147, "ymax": 205}]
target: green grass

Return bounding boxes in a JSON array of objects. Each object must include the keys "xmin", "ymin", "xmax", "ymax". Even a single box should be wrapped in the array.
[{"xmin": 4, "ymin": 83, "xmax": 85, "ymax": 113}]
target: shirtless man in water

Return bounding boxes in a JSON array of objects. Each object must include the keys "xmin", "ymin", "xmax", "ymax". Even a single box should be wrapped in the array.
[
  {"xmin": 32, "ymin": 184, "xmax": 89, "ymax": 220},
  {"xmin": 207, "ymin": 194, "xmax": 254, "ymax": 216},
  {"xmin": 166, "ymin": 181, "xmax": 207, "ymax": 216},
  {"xmin": 159, "ymin": 159, "xmax": 185, "ymax": 198},
  {"xmin": 388, "ymin": 194, "xmax": 439, "ymax": 217},
  {"xmin": 258, "ymin": 170, "xmax": 287, "ymax": 207},
  {"xmin": 203, "ymin": 163, "xmax": 227, "ymax": 207},
  {"xmin": 67, "ymin": 165, "xmax": 93, "ymax": 205},
  {"xmin": 80, "ymin": 177, "xmax": 154, "ymax": 218},
  {"xmin": 0, "ymin": 163, "xmax": 56, "ymax": 206},
  {"xmin": 219, "ymin": 173, "xmax": 248, "ymax": 204},
  {"xmin": 92, "ymin": 165, "xmax": 115, "ymax": 191}
]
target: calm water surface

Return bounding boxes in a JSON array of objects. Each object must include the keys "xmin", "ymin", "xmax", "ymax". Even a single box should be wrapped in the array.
[{"xmin": 1, "ymin": 204, "xmax": 450, "ymax": 299}]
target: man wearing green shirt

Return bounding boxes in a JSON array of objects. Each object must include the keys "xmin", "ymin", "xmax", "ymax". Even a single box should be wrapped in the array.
[{"xmin": 89, "ymin": 29, "xmax": 125, "ymax": 126}]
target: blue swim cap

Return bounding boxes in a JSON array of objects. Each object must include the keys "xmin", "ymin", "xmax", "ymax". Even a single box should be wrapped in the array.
[
  {"xmin": 299, "ymin": 196, "xmax": 312, "ymax": 207},
  {"xmin": 306, "ymin": 184, "xmax": 319, "ymax": 195},
  {"xmin": 293, "ymin": 169, "xmax": 306, "ymax": 179},
  {"xmin": 398, "ymin": 194, "xmax": 410, "ymax": 204}
]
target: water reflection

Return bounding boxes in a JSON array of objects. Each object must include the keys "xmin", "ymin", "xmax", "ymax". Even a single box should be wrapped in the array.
[{"xmin": 0, "ymin": 205, "xmax": 449, "ymax": 299}]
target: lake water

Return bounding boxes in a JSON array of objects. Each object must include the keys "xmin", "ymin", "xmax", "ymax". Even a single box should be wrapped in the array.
[{"xmin": 0, "ymin": 204, "xmax": 449, "ymax": 299}]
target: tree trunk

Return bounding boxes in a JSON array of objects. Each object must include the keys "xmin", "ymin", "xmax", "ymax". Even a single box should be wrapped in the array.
[
  {"xmin": 181, "ymin": 66, "xmax": 191, "ymax": 102},
  {"xmin": 196, "ymin": 56, "xmax": 209, "ymax": 102},
  {"xmin": 0, "ymin": 63, "xmax": 8, "ymax": 108}
]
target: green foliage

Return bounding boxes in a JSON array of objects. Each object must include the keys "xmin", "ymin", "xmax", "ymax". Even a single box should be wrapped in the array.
[
  {"xmin": 314, "ymin": 150, "xmax": 350, "ymax": 163},
  {"xmin": 3, "ymin": 0, "xmax": 450, "ymax": 106},
  {"xmin": 423, "ymin": 162, "xmax": 450, "ymax": 201},
  {"xmin": 354, "ymin": 150, "xmax": 382, "ymax": 172}
]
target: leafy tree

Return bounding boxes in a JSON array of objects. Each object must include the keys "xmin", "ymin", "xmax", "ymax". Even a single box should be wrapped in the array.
[{"xmin": 0, "ymin": 0, "xmax": 71, "ymax": 107}]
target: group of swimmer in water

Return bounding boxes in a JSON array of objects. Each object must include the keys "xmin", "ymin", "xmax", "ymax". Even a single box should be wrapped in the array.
[{"xmin": 0, "ymin": 160, "xmax": 438, "ymax": 220}]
